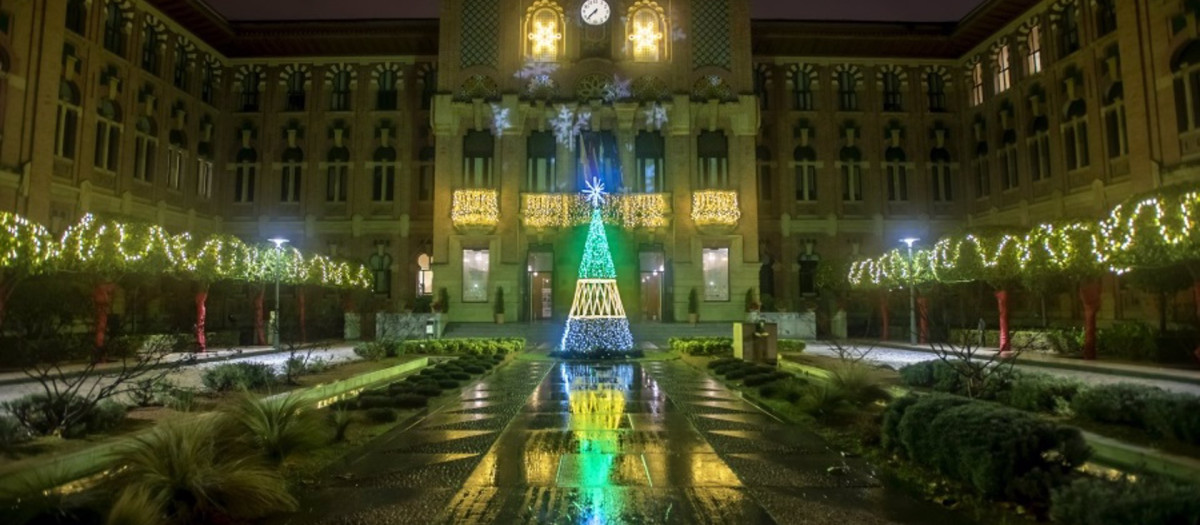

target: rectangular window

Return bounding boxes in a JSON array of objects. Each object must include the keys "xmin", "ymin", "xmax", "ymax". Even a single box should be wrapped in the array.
[
  {"xmin": 975, "ymin": 157, "xmax": 990, "ymax": 198},
  {"xmin": 702, "ymin": 247, "xmax": 729, "ymax": 302},
  {"xmin": 970, "ymin": 63, "xmax": 985, "ymax": 106},
  {"xmin": 201, "ymin": 65, "xmax": 215, "ymax": 105},
  {"xmin": 995, "ymin": 45, "xmax": 1011, "ymax": 93},
  {"xmin": 792, "ymin": 72, "xmax": 813, "ymax": 111},
  {"xmin": 281, "ymin": 166, "xmax": 302, "ymax": 203},
  {"xmin": 758, "ymin": 163, "xmax": 772, "ymax": 201},
  {"xmin": 167, "ymin": 147, "xmax": 184, "ymax": 190},
  {"xmin": 927, "ymin": 74, "xmax": 947, "ymax": 112},
  {"xmin": 234, "ymin": 164, "xmax": 255, "ymax": 202},
  {"xmin": 886, "ymin": 164, "xmax": 908, "ymax": 201},
  {"xmin": 1105, "ymin": 105, "xmax": 1128, "ymax": 159},
  {"xmin": 841, "ymin": 163, "xmax": 862, "ymax": 202},
  {"xmin": 931, "ymin": 163, "xmax": 952, "ymax": 202},
  {"xmin": 372, "ymin": 165, "xmax": 395, "ymax": 202},
  {"xmin": 462, "ymin": 249, "xmax": 489, "ymax": 303},
  {"xmin": 838, "ymin": 72, "xmax": 857, "ymax": 111},
  {"xmin": 326, "ymin": 164, "xmax": 348, "ymax": 202}
]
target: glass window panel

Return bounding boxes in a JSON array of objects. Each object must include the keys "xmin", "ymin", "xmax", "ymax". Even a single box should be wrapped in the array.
[
  {"xmin": 463, "ymin": 249, "xmax": 489, "ymax": 302},
  {"xmin": 702, "ymin": 247, "xmax": 729, "ymax": 301}
]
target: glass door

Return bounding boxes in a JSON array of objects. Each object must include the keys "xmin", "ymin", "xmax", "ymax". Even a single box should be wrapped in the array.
[
  {"xmin": 528, "ymin": 251, "xmax": 554, "ymax": 321},
  {"xmin": 639, "ymin": 251, "xmax": 665, "ymax": 322}
]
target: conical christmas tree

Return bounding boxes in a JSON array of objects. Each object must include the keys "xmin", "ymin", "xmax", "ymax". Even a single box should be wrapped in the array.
[{"xmin": 560, "ymin": 180, "xmax": 635, "ymax": 356}]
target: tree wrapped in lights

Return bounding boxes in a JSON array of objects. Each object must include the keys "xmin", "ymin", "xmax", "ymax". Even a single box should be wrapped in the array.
[
  {"xmin": 0, "ymin": 212, "xmax": 57, "ymax": 331},
  {"xmin": 930, "ymin": 230, "xmax": 1025, "ymax": 352},
  {"xmin": 1021, "ymin": 222, "xmax": 1109, "ymax": 359},
  {"xmin": 177, "ymin": 234, "xmax": 255, "ymax": 351},
  {"xmin": 560, "ymin": 177, "xmax": 635, "ymax": 356},
  {"xmin": 58, "ymin": 215, "xmax": 182, "ymax": 355},
  {"xmin": 849, "ymin": 248, "xmax": 935, "ymax": 340}
]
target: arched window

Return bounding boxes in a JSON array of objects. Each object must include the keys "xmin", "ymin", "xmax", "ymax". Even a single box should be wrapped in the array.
[
  {"xmin": 793, "ymin": 146, "xmax": 817, "ymax": 202},
  {"xmin": 416, "ymin": 253, "xmax": 434, "ymax": 296},
  {"xmin": 234, "ymin": 147, "xmax": 257, "ymax": 203},
  {"xmin": 697, "ymin": 131, "xmax": 728, "ymax": 189},
  {"xmin": 1060, "ymin": 5, "xmax": 1081, "ymax": 57},
  {"xmin": 792, "ymin": 68, "xmax": 813, "ymax": 110},
  {"xmin": 239, "ymin": 70, "xmax": 260, "ymax": 112},
  {"xmin": 103, "ymin": 4, "xmax": 125, "ymax": 55},
  {"xmin": 141, "ymin": 24, "xmax": 160, "ymax": 75},
  {"xmin": 927, "ymin": 72, "xmax": 946, "ymax": 112},
  {"xmin": 372, "ymin": 146, "xmax": 397, "ymax": 202},
  {"xmin": 969, "ymin": 62, "xmax": 985, "ymax": 106},
  {"xmin": 377, "ymin": 70, "xmax": 398, "ymax": 110},
  {"xmin": 281, "ymin": 147, "xmax": 303, "ymax": 203},
  {"xmin": 330, "ymin": 70, "xmax": 352, "ymax": 111},
  {"xmin": 627, "ymin": 2, "xmax": 667, "ymax": 63},
  {"xmin": 526, "ymin": 131, "xmax": 557, "ymax": 192},
  {"xmin": 930, "ymin": 148, "xmax": 952, "ymax": 202},
  {"xmin": 1173, "ymin": 41, "xmax": 1200, "ymax": 133},
  {"xmin": 882, "ymin": 72, "xmax": 903, "ymax": 112},
  {"xmin": 1026, "ymin": 25, "xmax": 1043, "ymax": 74},
  {"xmin": 994, "ymin": 44, "xmax": 1011, "ymax": 93},
  {"xmin": 1029, "ymin": 115, "xmax": 1051, "ymax": 181},
  {"xmin": 463, "ymin": 130, "xmax": 494, "ymax": 188},
  {"xmin": 326, "ymin": 146, "xmax": 350, "ymax": 202},
  {"xmin": 525, "ymin": 3, "xmax": 564, "ymax": 63},
  {"xmin": 1062, "ymin": 99, "xmax": 1089, "ymax": 170},
  {"xmin": 1104, "ymin": 82, "xmax": 1127, "ymax": 159},
  {"xmin": 66, "ymin": 0, "xmax": 87, "ymax": 35},
  {"xmin": 285, "ymin": 71, "xmax": 306, "ymax": 111},
  {"xmin": 201, "ymin": 61, "xmax": 216, "ymax": 105},
  {"xmin": 173, "ymin": 41, "xmax": 189, "ymax": 90},
  {"xmin": 839, "ymin": 146, "xmax": 863, "ymax": 202},
  {"xmin": 837, "ymin": 70, "xmax": 858, "ymax": 111},
  {"xmin": 55, "ymin": 81, "xmax": 81, "ymax": 159},
  {"xmin": 167, "ymin": 130, "xmax": 186, "ymax": 190},
  {"xmin": 133, "ymin": 117, "xmax": 157, "ymax": 182},
  {"xmin": 94, "ymin": 99, "xmax": 121, "ymax": 172},
  {"xmin": 635, "ymin": 131, "xmax": 664, "ymax": 192},
  {"xmin": 884, "ymin": 147, "xmax": 908, "ymax": 201},
  {"xmin": 1096, "ymin": 0, "xmax": 1116, "ymax": 36}
]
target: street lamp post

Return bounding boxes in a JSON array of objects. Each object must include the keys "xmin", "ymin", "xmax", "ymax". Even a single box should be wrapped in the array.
[
  {"xmin": 268, "ymin": 237, "xmax": 289, "ymax": 353},
  {"xmin": 900, "ymin": 237, "xmax": 919, "ymax": 345}
]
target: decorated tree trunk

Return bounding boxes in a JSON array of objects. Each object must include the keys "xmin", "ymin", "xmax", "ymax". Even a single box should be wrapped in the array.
[
  {"xmin": 917, "ymin": 295, "xmax": 930, "ymax": 344},
  {"xmin": 254, "ymin": 287, "xmax": 266, "ymax": 346},
  {"xmin": 995, "ymin": 289, "xmax": 1010, "ymax": 352},
  {"xmin": 1079, "ymin": 281, "xmax": 1102, "ymax": 360},
  {"xmin": 879, "ymin": 293, "xmax": 890, "ymax": 341},
  {"xmin": 92, "ymin": 282, "xmax": 117, "ymax": 359},
  {"xmin": 195, "ymin": 284, "xmax": 209, "ymax": 352}
]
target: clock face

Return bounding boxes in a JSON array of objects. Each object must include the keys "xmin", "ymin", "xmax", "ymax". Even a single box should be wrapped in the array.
[{"xmin": 581, "ymin": 0, "xmax": 611, "ymax": 26}]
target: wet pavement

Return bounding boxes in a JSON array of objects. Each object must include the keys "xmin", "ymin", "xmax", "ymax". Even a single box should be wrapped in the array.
[{"xmin": 277, "ymin": 360, "xmax": 964, "ymax": 524}]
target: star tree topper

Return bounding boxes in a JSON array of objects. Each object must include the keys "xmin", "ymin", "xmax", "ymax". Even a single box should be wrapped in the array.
[{"xmin": 584, "ymin": 177, "xmax": 607, "ymax": 208}]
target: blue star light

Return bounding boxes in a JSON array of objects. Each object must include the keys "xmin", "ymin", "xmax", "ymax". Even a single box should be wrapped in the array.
[{"xmin": 584, "ymin": 177, "xmax": 606, "ymax": 208}]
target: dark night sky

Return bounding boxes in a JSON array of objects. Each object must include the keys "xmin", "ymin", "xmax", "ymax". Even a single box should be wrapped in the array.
[{"xmin": 202, "ymin": 0, "xmax": 985, "ymax": 23}]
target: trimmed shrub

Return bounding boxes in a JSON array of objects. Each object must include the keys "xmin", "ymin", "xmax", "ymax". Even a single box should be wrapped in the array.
[
  {"xmin": 392, "ymin": 394, "xmax": 429, "ymax": 409},
  {"xmin": 1071, "ymin": 383, "xmax": 1159, "ymax": 429},
  {"xmin": 885, "ymin": 394, "xmax": 1090, "ymax": 506},
  {"xmin": 414, "ymin": 385, "xmax": 442, "ymax": 397},
  {"xmin": 1050, "ymin": 477, "xmax": 1200, "ymax": 525},
  {"xmin": 758, "ymin": 384, "xmax": 780, "ymax": 398},
  {"xmin": 898, "ymin": 360, "xmax": 966, "ymax": 395},
  {"xmin": 725, "ymin": 369, "xmax": 752, "ymax": 380},
  {"xmin": 1006, "ymin": 373, "xmax": 1082, "ymax": 413},
  {"xmin": 353, "ymin": 340, "xmax": 401, "ymax": 361},
  {"xmin": 707, "ymin": 357, "xmax": 739, "ymax": 369},
  {"xmin": 0, "ymin": 415, "xmax": 31, "ymax": 450},
  {"xmin": 4, "ymin": 394, "xmax": 126, "ymax": 438},
  {"xmin": 365, "ymin": 408, "xmax": 397, "ymax": 423},
  {"xmin": 201, "ymin": 362, "xmax": 276, "ymax": 392},
  {"xmin": 437, "ymin": 379, "xmax": 460, "ymax": 389},
  {"xmin": 1145, "ymin": 392, "xmax": 1200, "ymax": 444},
  {"xmin": 402, "ymin": 337, "xmax": 525, "ymax": 356},
  {"xmin": 463, "ymin": 365, "xmax": 485, "ymax": 374},
  {"xmin": 450, "ymin": 372, "xmax": 471, "ymax": 381},
  {"xmin": 743, "ymin": 373, "xmax": 779, "ymax": 387},
  {"xmin": 777, "ymin": 339, "xmax": 806, "ymax": 353},
  {"xmin": 1097, "ymin": 322, "xmax": 1158, "ymax": 362},
  {"xmin": 356, "ymin": 395, "xmax": 396, "ymax": 409},
  {"xmin": 669, "ymin": 337, "xmax": 735, "ymax": 356}
]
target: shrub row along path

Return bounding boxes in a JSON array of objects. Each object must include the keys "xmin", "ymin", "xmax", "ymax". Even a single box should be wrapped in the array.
[
  {"xmin": 804, "ymin": 342, "xmax": 1200, "ymax": 396},
  {"xmin": 274, "ymin": 359, "xmax": 963, "ymax": 525},
  {"xmin": 0, "ymin": 344, "xmax": 361, "ymax": 404}
]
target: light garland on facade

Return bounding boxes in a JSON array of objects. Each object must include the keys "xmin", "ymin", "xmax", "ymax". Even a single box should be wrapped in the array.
[
  {"xmin": 450, "ymin": 189, "xmax": 501, "ymax": 230},
  {"xmin": 521, "ymin": 193, "xmax": 670, "ymax": 230},
  {"xmin": 0, "ymin": 212, "xmax": 56, "ymax": 275},
  {"xmin": 691, "ymin": 190, "xmax": 742, "ymax": 227}
]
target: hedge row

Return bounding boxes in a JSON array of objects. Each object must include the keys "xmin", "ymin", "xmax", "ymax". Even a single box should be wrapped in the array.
[
  {"xmin": 882, "ymin": 393, "xmax": 1091, "ymax": 507},
  {"xmin": 669, "ymin": 337, "xmax": 733, "ymax": 356},
  {"xmin": 354, "ymin": 338, "xmax": 525, "ymax": 360},
  {"xmin": 346, "ymin": 353, "xmax": 505, "ymax": 411},
  {"xmin": 898, "ymin": 360, "xmax": 1200, "ymax": 446}
]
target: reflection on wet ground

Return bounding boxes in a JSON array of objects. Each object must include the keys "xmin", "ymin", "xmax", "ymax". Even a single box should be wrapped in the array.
[{"xmin": 276, "ymin": 360, "xmax": 966, "ymax": 524}]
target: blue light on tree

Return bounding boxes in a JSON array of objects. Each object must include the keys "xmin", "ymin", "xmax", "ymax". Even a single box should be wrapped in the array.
[{"xmin": 561, "ymin": 177, "xmax": 634, "ymax": 356}]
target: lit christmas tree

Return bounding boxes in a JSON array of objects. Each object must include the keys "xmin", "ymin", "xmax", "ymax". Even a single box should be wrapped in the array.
[{"xmin": 560, "ymin": 177, "xmax": 635, "ymax": 356}]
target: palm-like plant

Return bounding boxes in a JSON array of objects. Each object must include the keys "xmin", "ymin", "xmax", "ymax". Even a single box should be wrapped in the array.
[
  {"xmin": 110, "ymin": 421, "xmax": 296, "ymax": 524},
  {"xmin": 220, "ymin": 393, "xmax": 325, "ymax": 465}
]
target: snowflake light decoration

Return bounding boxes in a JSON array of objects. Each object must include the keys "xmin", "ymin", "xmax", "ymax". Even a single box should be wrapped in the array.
[
  {"xmin": 603, "ymin": 75, "xmax": 632, "ymax": 103},
  {"xmin": 515, "ymin": 61, "xmax": 559, "ymax": 94},
  {"xmin": 490, "ymin": 103, "xmax": 512, "ymax": 134},
  {"xmin": 584, "ymin": 177, "xmax": 607, "ymax": 208},
  {"xmin": 551, "ymin": 105, "xmax": 591, "ymax": 151},
  {"xmin": 643, "ymin": 103, "xmax": 668, "ymax": 131},
  {"xmin": 671, "ymin": 26, "xmax": 687, "ymax": 41}
]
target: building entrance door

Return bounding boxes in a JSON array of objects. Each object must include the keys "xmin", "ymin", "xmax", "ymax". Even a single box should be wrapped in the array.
[
  {"xmin": 528, "ymin": 251, "xmax": 554, "ymax": 321},
  {"xmin": 640, "ymin": 251, "xmax": 665, "ymax": 322}
]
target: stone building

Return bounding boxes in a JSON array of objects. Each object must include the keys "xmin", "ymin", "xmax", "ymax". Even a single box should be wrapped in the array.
[{"xmin": 0, "ymin": 0, "xmax": 1195, "ymax": 334}]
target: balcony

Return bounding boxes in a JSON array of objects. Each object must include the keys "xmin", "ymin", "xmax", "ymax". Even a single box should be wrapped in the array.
[
  {"xmin": 520, "ymin": 193, "xmax": 671, "ymax": 230},
  {"xmin": 450, "ymin": 189, "xmax": 500, "ymax": 233},
  {"xmin": 691, "ymin": 190, "xmax": 741, "ymax": 233}
]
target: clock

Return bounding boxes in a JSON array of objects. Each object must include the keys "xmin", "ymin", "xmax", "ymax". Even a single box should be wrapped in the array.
[{"xmin": 581, "ymin": 0, "xmax": 611, "ymax": 26}]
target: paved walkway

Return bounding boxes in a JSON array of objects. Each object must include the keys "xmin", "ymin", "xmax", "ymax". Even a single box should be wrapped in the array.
[
  {"xmin": 274, "ymin": 360, "xmax": 966, "ymax": 525},
  {"xmin": 803, "ymin": 342, "xmax": 1200, "ymax": 395}
]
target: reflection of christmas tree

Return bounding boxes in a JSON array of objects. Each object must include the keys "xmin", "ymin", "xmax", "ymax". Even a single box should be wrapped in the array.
[{"xmin": 560, "ymin": 178, "xmax": 635, "ymax": 355}]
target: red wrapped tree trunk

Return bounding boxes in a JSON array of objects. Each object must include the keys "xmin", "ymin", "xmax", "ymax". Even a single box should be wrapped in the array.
[
  {"xmin": 254, "ymin": 287, "xmax": 266, "ymax": 346},
  {"xmin": 880, "ymin": 293, "xmax": 890, "ymax": 341},
  {"xmin": 298, "ymin": 288, "xmax": 307, "ymax": 344},
  {"xmin": 194, "ymin": 284, "xmax": 209, "ymax": 352},
  {"xmin": 917, "ymin": 295, "xmax": 930, "ymax": 344},
  {"xmin": 995, "ymin": 289, "xmax": 1010, "ymax": 352},
  {"xmin": 1080, "ymin": 281, "xmax": 1102, "ymax": 360},
  {"xmin": 93, "ymin": 282, "xmax": 117, "ymax": 359}
]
